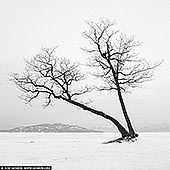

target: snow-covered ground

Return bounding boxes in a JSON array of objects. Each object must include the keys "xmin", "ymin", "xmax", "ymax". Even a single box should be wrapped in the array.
[{"xmin": 0, "ymin": 132, "xmax": 170, "ymax": 170}]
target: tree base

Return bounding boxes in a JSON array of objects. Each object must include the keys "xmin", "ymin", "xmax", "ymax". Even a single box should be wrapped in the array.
[{"xmin": 102, "ymin": 135, "xmax": 138, "ymax": 144}]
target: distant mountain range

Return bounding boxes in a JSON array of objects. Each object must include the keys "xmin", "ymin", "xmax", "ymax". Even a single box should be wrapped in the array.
[
  {"xmin": 0, "ymin": 122, "xmax": 170, "ymax": 133},
  {"xmin": 0, "ymin": 123, "xmax": 102, "ymax": 133},
  {"xmin": 136, "ymin": 123, "xmax": 170, "ymax": 132}
]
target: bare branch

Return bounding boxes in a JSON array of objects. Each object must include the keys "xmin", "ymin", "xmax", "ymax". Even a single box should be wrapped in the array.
[
  {"xmin": 83, "ymin": 18, "xmax": 162, "ymax": 93},
  {"xmin": 9, "ymin": 47, "xmax": 92, "ymax": 106}
]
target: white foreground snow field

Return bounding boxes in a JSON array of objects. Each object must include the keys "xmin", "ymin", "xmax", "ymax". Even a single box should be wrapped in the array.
[{"xmin": 0, "ymin": 132, "xmax": 170, "ymax": 170}]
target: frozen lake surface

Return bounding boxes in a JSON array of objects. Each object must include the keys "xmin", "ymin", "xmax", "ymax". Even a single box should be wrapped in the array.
[{"xmin": 0, "ymin": 132, "xmax": 170, "ymax": 170}]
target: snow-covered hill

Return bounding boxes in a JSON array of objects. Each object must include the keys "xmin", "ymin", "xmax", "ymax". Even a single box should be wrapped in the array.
[{"xmin": 0, "ymin": 123, "xmax": 101, "ymax": 133}]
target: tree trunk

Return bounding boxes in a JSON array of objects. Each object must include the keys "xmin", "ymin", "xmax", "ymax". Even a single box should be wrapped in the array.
[
  {"xmin": 57, "ymin": 96, "xmax": 130, "ymax": 138},
  {"xmin": 117, "ymin": 87, "xmax": 136, "ymax": 137},
  {"xmin": 107, "ymin": 59, "xmax": 137, "ymax": 137}
]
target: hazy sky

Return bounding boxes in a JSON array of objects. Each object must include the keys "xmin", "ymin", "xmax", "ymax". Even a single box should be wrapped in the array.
[{"xmin": 0, "ymin": 0, "xmax": 170, "ymax": 130}]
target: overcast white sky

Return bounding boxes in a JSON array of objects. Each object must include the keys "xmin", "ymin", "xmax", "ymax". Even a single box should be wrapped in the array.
[{"xmin": 0, "ymin": 0, "xmax": 170, "ymax": 130}]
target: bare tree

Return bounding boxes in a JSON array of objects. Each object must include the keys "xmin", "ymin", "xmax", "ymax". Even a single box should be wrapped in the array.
[
  {"xmin": 10, "ymin": 19, "xmax": 161, "ymax": 143},
  {"xmin": 10, "ymin": 47, "xmax": 132, "ymax": 141},
  {"xmin": 82, "ymin": 18, "xmax": 161, "ymax": 138}
]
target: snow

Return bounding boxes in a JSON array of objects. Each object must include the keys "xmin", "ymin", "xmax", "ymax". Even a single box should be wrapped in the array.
[{"xmin": 0, "ymin": 132, "xmax": 170, "ymax": 170}]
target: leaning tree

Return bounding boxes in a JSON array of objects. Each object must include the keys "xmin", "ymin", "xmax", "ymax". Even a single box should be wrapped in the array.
[
  {"xmin": 82, "ymin": 19, "xmax": 161, "ymax": 138},
  {"xmin": 10, "ymin": 19, "xmax": 161, "ymax": 143},
  {"xmin": 9, "ymin": 47, "xmax": 131, "ymax": 142}
]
